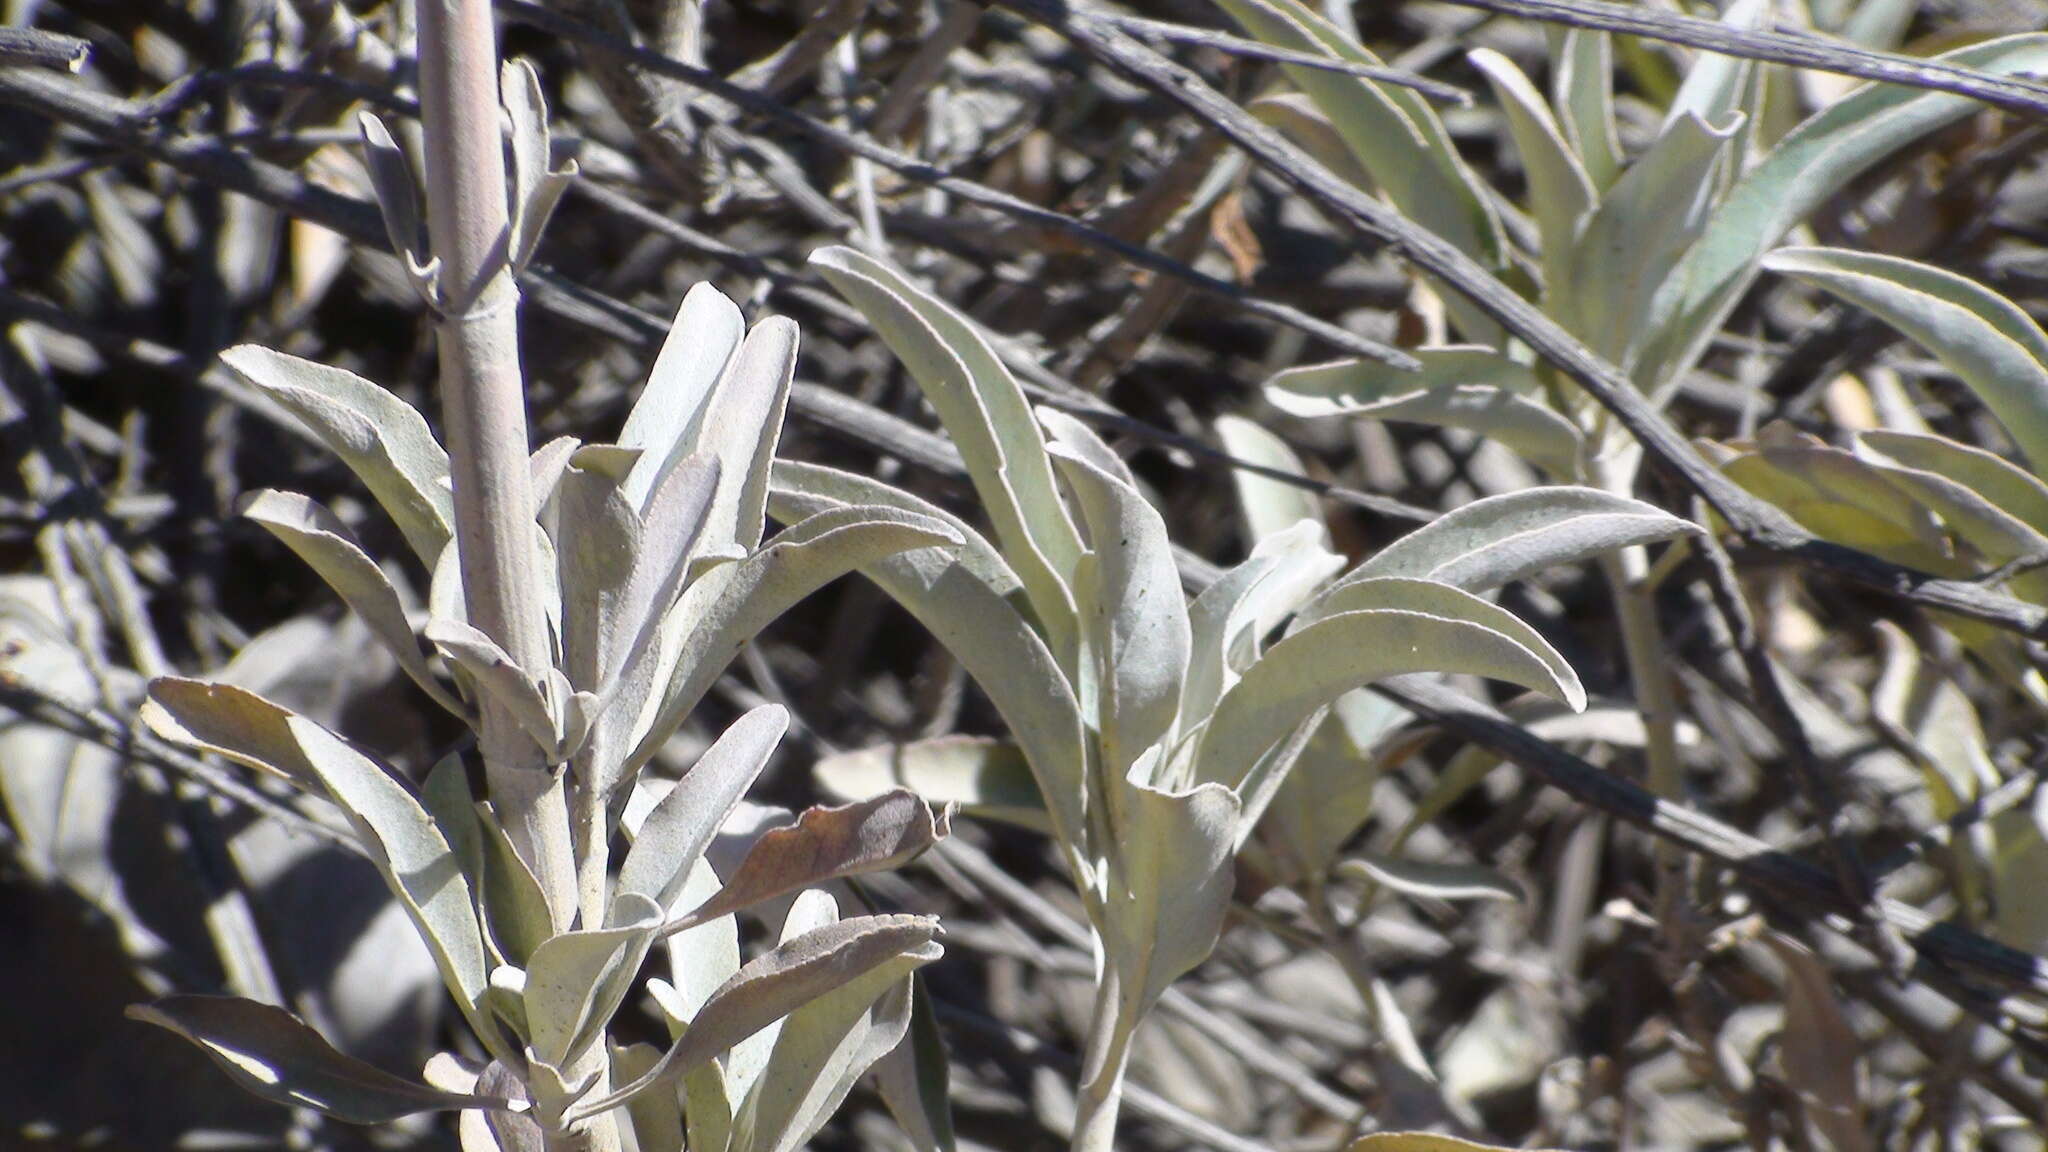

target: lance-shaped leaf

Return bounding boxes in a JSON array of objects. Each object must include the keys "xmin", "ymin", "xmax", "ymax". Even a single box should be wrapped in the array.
[
  {"xmin": 1104, "ymin": 781, "xmax": 1240, "ymax": 1019},
  {"xmin": 476, "ymin": 799, "xmax": 554, "ymax": 967},
  {"xmin": 871, "ymin": 976, "xmax": 956, "ymax": 1152},
  {"xmin": 622, "ymin": 284, "xmax": 745, "ymax": 508},
  {"xmin": 1551, "ymin": 29, "xmax": 1622, "ymax": 191},
  {"xmin": 566, "ymin": 914, "xmax": 943, "ymax": 1121},
  {"xmin": 1859, "ymin": 430, "xmax": 2048, "ymax": 538},
  {"xmin": 503, "ymin": 59, "xmax": 577, "ymax": 277},
  {"xmin": 815, "ymin": 737, "xmax": 1048, "ymax": 834},
  {"xmin": 1766, "ymin": 247, "xmax": 2048, "ymax": 470},
  {"xmin": 1664, "ymin": 0, "xmax": 1767, "ymax": 131},
  {"xmin": 1213, "ymin": 416, "xmax": 1326, "ymax": 545},
  {"xmin": 1310, "ymin": 578, "xmax": 1584, "ymax": 714},
  {"xmin": 525, "ymin": 891, "xmax": 664, "ymax": 1068},
  {"xmin": 770, "ymin": 460, "xmax": 1021, "ymax": 603},
  {"xmin": 611, "ymin": 1042, "xmax": 683, "ymax": 1152},
  {"xmin": 426, "ymin": 618, "xmax": 574, "ymax": 761},
  {"xmin": 665, "ymin": 792, "xmax": 951, "ymax": 935},
  {"xmin": 1181, "ymin": 521, "xmax": 1343, "ymax": 722},
  {"xmin": 629, "ymin": 504, "xmax": 961, "ymax": 776},
  {"xmin": 1195, "ymin": 609, "xmax": 1582, "ymax": 794},
  {"xmin": 1266, "ymin": 349, "xmax": 1581, "ymax": 478},
  {"xmin": 356, "ymin": 113, "xmax": 427, "ymax": 279},
  {"xmin": 284, "ymin": 715, "xmax": 498, "ymax": 1044},
  {"xmin": 1565, "ymin": 110, "xmax": 1740, "ymax": 368},
  {"xmin": 1249, "ymin": 93, "xmax": 1371, "ymax": 188},
  {"xmin": 1212, "ymin": 0, "xmax": 1506, "ymax": 341},
  {"xmin": 737, "ymin": 952, "xmax": 919, "ymax": 1152},
  {"xmin": 1467, "ymin": 48, "xmax": 1594, "ymax": 297},
  {"xmin": 1638, "ymin": 34, "xmax": 2048, "ymax": 393},
  {"xmin": 699, "ymin": 318, "xmax": 798, "ymax": 554},
  {"xmin": 220, "ymin": 344, "xmax": 452, "ymax": 565},
  {"xmin": 618, "ymin": 704, "xmax": 789, "ymax": 912},
  {"xmin": 1050, "ymin": 444, "xmax": 1190, "ymax": 774},
  {"xmin": 1333, "ymin": 486, "xmax": 1700, "ymax": 600},
  {"xmin": 127, "ymin": 995, "xmax": 514, "ymax": 1124},
  {"xmin": 141, "ymin": 678, "xmax": 318, "ymax": 790},
  {"xmin": 555, "ymin": 446, "xmax": 642, "ymax": 699},
  {"xmin": 811, "ymin": 246, "xmax": 1082, "ymax": 658},
  {"xmin": 1337, "ymin": 854, "xmax": 1524, "ymax": 903},
  {"xmin": 240, "ymin": 490, "xmax": 463, "ymax": 716}
]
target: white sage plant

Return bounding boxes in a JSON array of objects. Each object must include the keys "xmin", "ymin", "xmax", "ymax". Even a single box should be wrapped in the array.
[
  {"xmin": 126, "ymin": 50, "xmax": 959, "ymax": 1152},
  {"xmin": 777, "ymin": 245, "xmax": 1653, "ymax": 1152}
]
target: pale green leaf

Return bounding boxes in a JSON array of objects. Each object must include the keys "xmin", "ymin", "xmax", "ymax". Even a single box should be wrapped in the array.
[
  {"xmin": 621, "ymin": 283, "xmax": 745, "ymax": 508},
  {"xmin": 1340, "ymin": 486, "xmax": 1700, "ymax": 596},
  {"xmin": 618, "ymin": 705, "xmax": 789, "ymax": 912},
  {"xmin": 630, "ymin": 504, "xmax": 960, "ymax": 775},
  {"xmin": 220, "ymin": 344, "xmax": 452, "ymax": 565},
  {"xmin": 425, "ymin": 619, "xmax": 562, "ymax": 760},
  {"xmin": 1106, "ymin": 781, "xmax": 1240, "ymax": 1017},
  {"xmin": 1266, "ymin": 348, "xmax": 1580, "ymax": 477},
  {"xmin": 1337, "ymin": 853, "xmax": 1524, "ymax": 903},
  {"xmin": 1310, "ymin": 577, "xmax": 1584, "ymax": 713},
  {"xmin": 525, "ymin": 892, "xmax": 663, "ymax": 1068},
  {"xmin": 811, "ymin": 246, "xmax": 1082, "ymax": 657},
  {"xmin": 1248, "ymin": 93, "xmax": 1371, "ymax": 189},
  {"xmin": 1213, "ymin": 415, "xmax": 1325, "ymax": 544},
  {"xmin": 1550, "ymin": 29, "xmax": 1622, "ymax": 191},
  {"xmin": 611, "ymin": 1041, "xmax": 683, "ymax": 1152},
  {"xmin": 1765, "ymin": 246, "xmax": 2048, "ymax": 469},
  {"xmin": 565, "ymin": 915, "xmax": 943, "ymax": 1121},
  {"xmin": 1196, "ymin": 609, "xmax": 1581, "ymax": 794},
  {"xmin": 1049, "ymin": 444, "xmax": 1190, "ymax": 774},
  {"xmin": 1860, "ymin": 430, "xmax": 2048, "ymax": 537},
  {"xmin": 770, "ymin": 460, "xmax": 1021, "ymax": 599},
  {"xmin": 1181, "ymin": 520, "xmax": 1343, "ymax": 723},
  {"xmin": 476, "ymin": 800, "xmax": 554, "ymax": 967},
  {"xmin": 1639, "ymin": 34, "xmax": 2048, "ymax": 394},
  {"xmin": 1467, "ymin": 48, "xmax": 1594, "ymax": 297},
  {"xmin": 141, "ymin": 677, "xmax": 318, "ymax": 790},
  {"xmin": 127, "ymin": 995, "xmax": 512, "ymax": 1124},
  {"xmin": 690, "ymin": 316, "xmax": 798, "ymax": 554},
  {"xmin": 815, "ymin": 736, "xmax": 1048, "ymax": 833},
  {"xmin": 870, "ymin": 976, "xmax": 955, "ymax": 1152}
]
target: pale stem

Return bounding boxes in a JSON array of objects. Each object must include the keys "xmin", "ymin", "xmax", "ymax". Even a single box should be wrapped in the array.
[{"xmin": 1070, "ymin": 968, "xmax": 1137, "ymax": 1152}]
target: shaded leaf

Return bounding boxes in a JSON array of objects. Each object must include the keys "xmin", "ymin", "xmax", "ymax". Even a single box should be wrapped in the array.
[
  {"xmin": 1106, "ymin": 781, "xmax": 1240, "ymax": 1017},
  {"xmin": 141, "ymin": 677, "xmax": 317, "ymax": 789},
  {"xmin": 127, "ymin": 995, "xmax": 511, "ymax": 1124},
  {"xmin": 1214, "ymin": 415, "xmax": 1325, "ymax": 544},
  {"xmin": 815, "ymin": 737, "xmax": 1048, "ymax": 834},
  {"xmin": 1467, "ymin": 48, "xmax": 1594, "ymax": 298},
  {"xmin": 524, "ymin": 892, "xmax": 663, "ymax": 1068},
  {"xmin": 871, "ymin": 976, "xmax": 956, "ymax": 1152},
  {"xmin": 1337, "ymin": 854, "xmax": 1524, "ymax": 903}
]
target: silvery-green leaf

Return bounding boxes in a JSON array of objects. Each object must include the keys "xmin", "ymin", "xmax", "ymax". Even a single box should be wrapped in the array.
[
  {"xmin": 1249, "ymin": 93, "xmax": 1372, "ymax": 188},
  {"xmin": 1181, "ymin": 521, "xmax": 1343, "ymax": 723},
  {"xmin": 1196, "ymin": 609, "xmax": 1581, "ymax": 794},
  {"xmin": 476, "ymin": 800, "xmax": 555, "ymax": 967},
  {"xmin": 1663, "ymin": 0, "xmax": 1767, "ymax": 130},
  {"xmin": 425, "ymin": 619, "xmax": 561, "ymax": 760},
  {"xmin": 630, "ymin": 504, "xmax": 961, "ymax": 775},
  {"xmin": 1310, "ymin": 578, "xmax": 1584, "ymax": 714},
  {"xmin": 815, "ymin": 737, "xmax": 1048, "ymax": 834},
  {"xmin": 1466, "ymin": 48, "xmax": 1594, "ymax": 297},
  {"xmin": 1266, "ymin": 349, "xmax": 1581, "ymax": 478},
  {"xmin": 768, "ymin": 530, "xmax": 1091, "ymax": 874},
  {"xmin": 1049, "ymin": 444, "xmax": 1190, "ymax": 774},
  {"xmin": 283, "ymin": 715, "xmax": 497, "ymax": 1046},
  {"xmin": 1550, "ymin": 29, "xmax": 1621, "ymax": 191},
  {"xmin": 566, "ymin": 914, "xmax": 943, "ymax": 1121},
  {"xmin": 811, "ymin": 246, "xmax": 1082, "ymax": 659},
  {"xmin": 618, "ymin": 705, "xmax": 788, "ymax": 912},
  {"xmin": 662, "ymin": 860, "xmax": 739, "ymax": 1023},
  {"xmin": 530, "ymin": 435, "xmax": 580, "ymax": 513},
  {"xmin": 422, "ymin": 753, "xmax": 485, "ymax": 922},
  {"xmin": 727, "ymin": 889, "xmax": 842, "ymax": 1112},
  {"xmin": 1105, "ymin": 781, "xmax": 1240, "ymax": 1018},
  {"xmin": 685, "ymin": 1062, "xmax": 736, "ymax": 1152},
  {"xmin": 611, "ymin": 1041, "xmax": 683, "ymax": 1152},
  {"xmin": 1565, "ymin": 110, "xmax": 1740, "ymax": 368},
  {"xmin": 220, "ymin": 345, "xmax": 452, "ymax": 565},
  {"xmin": 1638, "ymin": 34, "xmax": 2048, "ymax": 394},
  {"xmin": 240, "ymin": 489, "xmax": 463, "ymax": 716},
  {"xmin": 502, "ymin": 59, "xmax": 577, "ymax": 276},
  {"xmin": 871, "ymin": 976, "xmax": 956, "ymax": 1152},
  {"xmin": 1859, "ymin": 430, "xmax": 2048, "ymax": 536},
  {"xmin": 692, "ymin": 317, "xmax": 799, "ymax": 554},
  {"xmin": 1339, "ymin": 486, "xmax": 1700, "ymax": 597},
  {"xmin": 622, "ymin": 284, "xmax": 744, "ymax": 508},
  {"xmin": 1765, "ymin": 247, "xmax": 2048, "ymax": 469},
  {"xmin": 1259, "ymin": 716, "xmax": 1380, "ymax": 881},
  {"xmin": 1337, "ymin": 853, "xmax": 1524, "ymax": 903},
  {"xmin": 1860, "ymin": 458, "xmax": 2048, "ymax": 604},
  {"xmin": 769, "ymin": 461, "xmax": 1022, "ymax": 602},
  {"xmin": 1213, "ymin": 416, "xmax": 1326, "ymax": 544},
  {"xmin": 665, "ymin": 792, "xmax": 950, "ymax": 934},
  {"xmin": 357, "ymin": 112, "xmax": 424, "ymax": 273},
  {"xmin": 1039, "ymin": 408, "xmax": 1138, "ymax": 490},
  {"xmin": 554, "ymin": 446, "xmax": 642, "ymax": 699},
  {"xmin": 127, "ymin": 995, "xmax": 512, "ymax": 1123},
  {"xmin": 1211, "ymin": 0, "xmax": 1506, "ymax": 341},
  {"xmin": 141, "ymin": 677, "xmax": 319, "ymax": 790},
  {"xmin": 524, "ymin": 891, "xmax": 663, "ymax": 1068},
  {"xmin": 590, "ymin": 454, "xmax": 719, "ymax": 772}
]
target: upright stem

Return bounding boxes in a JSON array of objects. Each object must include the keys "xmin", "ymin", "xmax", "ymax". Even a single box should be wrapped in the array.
[
  {"xmin": 1070, "ymin": 970, "xmax": 1136, "ymax": 1152},
  {"xmin": 414, "ymin": 0, "xmax": 576, "ymax": 923}
]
